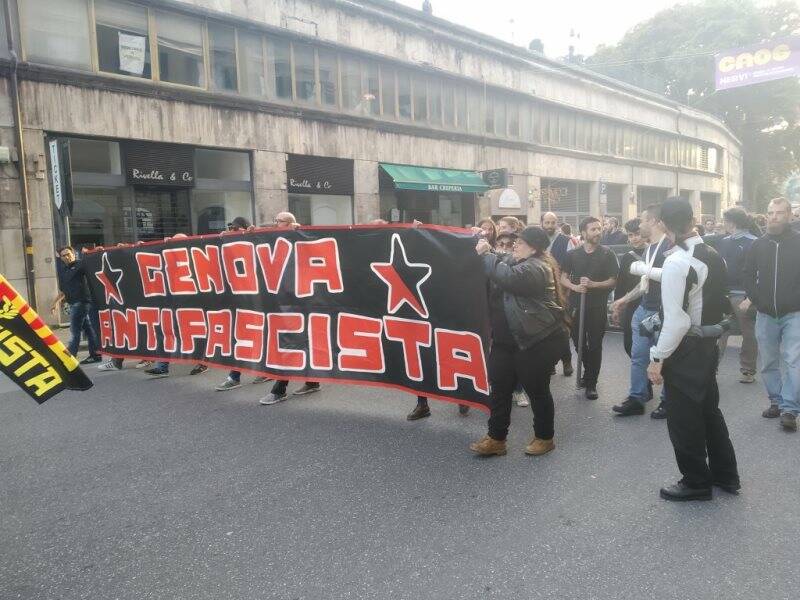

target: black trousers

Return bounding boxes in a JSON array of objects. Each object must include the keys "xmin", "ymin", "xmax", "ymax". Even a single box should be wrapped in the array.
[
  {"xmin": 487, "ymin": 331, "xmax": 565, "ymax": 441},
  {"xmin": 271, "ymin": 380, "xmax": 319, "ymax": 394},
  {"xmin": 663, "ymin": 337, "xmax": 739, "ymax": 488},
  {"xmin": 570, "ymin": 304, "xmax": 607, "ymax": 387}
]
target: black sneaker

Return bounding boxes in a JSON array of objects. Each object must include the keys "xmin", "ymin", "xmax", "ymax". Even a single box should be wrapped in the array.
[
  {"xmin": 612, "ymin": 398, "xmax": 644, "ymax": 416},
  {"xmin": 562, "ymin": 361, "xmax": 574, "ymax": 377},
  {"xmin": 650, "ymin": 403, "xmax": 668, "ymax": 420},
  {"xmin": 407, "ymin": 404, "xmax": 431, "ymax": 421},
  {"xmin": 80, "ymin": 354, "xmax": 102, "ymax": 364},
  {"xmin": 660, "ymin": 481, "xmax": 712, "ymax": 502},
  {"xmin": 713, "ymin": 480, "xmax": 741, "ymax": 495},
  {"xmin": 762, "ymin": 405, "xmax": 781, "ymax": 418},
  {"xmin": 585, "ymin": 387, "xmax": 598, "ymax": 400},
  {"xmin": 190, "ymin": 364, "xmax": 208, "ymax": 376},
  {"xmin": 144, "ymin": 367, "xmax": 169, "ymax": 378}
]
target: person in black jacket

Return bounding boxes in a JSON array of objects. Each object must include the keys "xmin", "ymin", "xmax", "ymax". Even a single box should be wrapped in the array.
[
  {"xmin": 742, "ymin": 197, "xmax": 800, "ymax": 430},
  {"xmin": 51, "ymin": 246, "xmax": 102, "ymax": 364},
  {"xmin": 470, "ymin": 226, "xmax": 570, "ymax": 457},
  {"xmin": 716, "ymin": 207, "xmax": 759, "ymax": 383}
]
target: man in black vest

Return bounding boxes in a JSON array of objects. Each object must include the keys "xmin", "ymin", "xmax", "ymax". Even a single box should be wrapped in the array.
[
  {"xmin": 542, "ymin": 211, "xmax": 576, "ymax": 376},
  {"xmin": 648, "ymin": 197, "xmax": 739, "ymax": 501}
]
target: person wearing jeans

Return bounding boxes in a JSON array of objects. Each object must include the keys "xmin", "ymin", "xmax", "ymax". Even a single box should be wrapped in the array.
[
  {"xmin": 742, "ymin": 197, "xmax": 800, "ymax": 430},
  {"xmin": 51, "ymin": 246, "xmax": 101, "ymax": 364}
]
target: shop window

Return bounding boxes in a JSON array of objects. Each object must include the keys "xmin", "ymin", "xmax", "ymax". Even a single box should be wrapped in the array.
[
  {"xmin": 363, "ymin": 63, "xmax": 380, "ymax": 116},
  {"xmin": 293, "ymin": 43, "xmax": 316, "ymax": 103},
  {"xmin": 69, "ymin": 139, "xmax": 122, "ymax": 174},
  {"xmin": 269, "ymin": 38, "xmax": 292, "ymax": 99},
  {"xmin": 381, "ymin": 67, "xmax": 396, "ymax": 117},
  {"xmin": 289, "ymin": 195, "xmax": 353, "ymax": 225},
  {"xmin": 95, "ymin": 0, "xmax": 151, "ymax": 78},
  {"xmin": 21, "ymin": 0, "xmax": 92, "ymax": 70},
  {"xmin": 134, "ymin": 189, "xmax": 191, "ymax": 241},
  {"xmin": 238, "ymin": 32, "xmax": 266, "ymax": 97},
  {"xmin": 195, "ymin": 149, "xmax": 251, "ymax": 181},
  {"xmin": 319, "ymin": 52, "xmax": 338, "ymax": 107},
  {"xmin": 428, "ymin": 81, "xmax": 442, "ymax": 126},
  {"xmin": 192, "ymin": 191, "xmax": 252, "ymax": 234},
  {"xmin": 412, "ymin": 76, "xmax": 427, "ymax": 122},
  {"xmin": 156, "ymin": 11, "xmax": 205, "ymax": 88},
  {"xmin": 398, "ymin": 72, "xmax": 412, "ymax": 120},
  {"xmin": 70, "ymin": 187, "xmax": 134, "ymax": 248},
  {"xmin": 209, "ymin": 23, "xmax": 237, "ymax": 92},
  {"xmin": 341, "ymin": 57, "xmax": 362, "ymax": 111}
]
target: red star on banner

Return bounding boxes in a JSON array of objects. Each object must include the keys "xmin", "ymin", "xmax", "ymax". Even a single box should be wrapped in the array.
[
  {"xmin": 370, "ymin": 234, "xmax": 432, "ymax": 319},
  {"xmin": 95, "ymin": 252, "xmax": 124, "ymax": 305}
]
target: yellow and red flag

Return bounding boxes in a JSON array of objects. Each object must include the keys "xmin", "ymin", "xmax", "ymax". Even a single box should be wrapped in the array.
[{"xmin": 0, "ymin": 274, "xmax": 93, "ymax": 403}]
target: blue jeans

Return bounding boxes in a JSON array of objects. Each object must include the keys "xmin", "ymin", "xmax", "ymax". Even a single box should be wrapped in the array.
[
  {"xmin": 68, "ymin": 301, "xmax": 98, "ymax": 357},
  {"xmin": 628, "ymin": 304, "xmax": 662, "ymax": 404},
  {"xmin": 755, "ymin": 311, "xmax": 800, "ymax": 415}
]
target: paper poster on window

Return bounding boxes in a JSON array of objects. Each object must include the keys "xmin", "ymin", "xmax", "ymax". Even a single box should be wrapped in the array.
[{"xmin": 118, "ymin": 32, "xmax": 146, "ymax": 76}]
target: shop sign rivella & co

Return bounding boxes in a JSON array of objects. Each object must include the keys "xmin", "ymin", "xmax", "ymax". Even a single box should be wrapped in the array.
[{"xmin": 123, "ymin": 141, "xmax": 195, "ymax": 188}]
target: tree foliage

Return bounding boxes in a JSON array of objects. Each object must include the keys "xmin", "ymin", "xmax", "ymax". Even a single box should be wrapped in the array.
[{"xmin": 585, "ymin": 0, "xmax": 800, "ymax": 211}]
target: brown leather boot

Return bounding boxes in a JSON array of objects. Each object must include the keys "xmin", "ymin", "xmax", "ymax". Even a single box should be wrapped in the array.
[
  {"xmin": 469, "ymin": 435, "xmax": 507, "ymax": 456},
  {"xmin": 525, "ymin": 437, "xmax": 555, "ymax": 456}
]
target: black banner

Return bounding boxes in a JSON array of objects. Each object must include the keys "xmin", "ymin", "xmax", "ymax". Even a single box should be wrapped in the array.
[
  {"xmin": 123, "ymin": 141, "xmax": 195, "ymax": 188},
  {"xmin": 0, "ymin": 276, "xmax": 93, "ymax": 403},
  {"xmin": 83, "ymin": 226, "xmax": 491, "ymax": 407}
]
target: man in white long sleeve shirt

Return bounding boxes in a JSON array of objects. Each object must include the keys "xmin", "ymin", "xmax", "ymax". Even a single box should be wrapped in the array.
[
  {"xmin": 611, "ymin": 204, "xmax": 670, "ymax": 418},
  {"xmin": 647, "ymin": 197, "xmax": 739, "ymax": 502}
]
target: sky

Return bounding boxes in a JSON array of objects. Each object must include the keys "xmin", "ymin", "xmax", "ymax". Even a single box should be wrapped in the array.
[{"xmin": 395, "ymin": 0, "xmax": 683, "ymax": 58}]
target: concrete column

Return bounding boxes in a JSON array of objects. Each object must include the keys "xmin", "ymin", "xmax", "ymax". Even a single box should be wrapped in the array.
[
  {"xmin": 689, "ymin": 190, "xmax": 702, "ymax": 219},
  {"xmin": 622, "ymin": 185, "xmax": 637, "ymax": 221},
  {"xmin": 589, "ymin": 181, "xmax": 601, "ymax": 218},
  {"xmin": 527, "ymin": 175, "xmax": 541, "ymax": 224},
  {"xmin": 252, "ymin": 150, "xmax": 288, "ymax": 226},
  {"xmin": 353, "ymin": 159, "xmax": 379, "ymax": 224}
]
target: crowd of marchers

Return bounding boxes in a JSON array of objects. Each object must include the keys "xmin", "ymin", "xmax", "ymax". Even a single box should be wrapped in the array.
[{"xmin": 53, "ymin": 198, "xmax": 799, "ymax": 501}]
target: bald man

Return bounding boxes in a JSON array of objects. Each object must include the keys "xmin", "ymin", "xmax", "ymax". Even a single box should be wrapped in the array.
[
  {"xmin": 540, "ymin": 212, "xmax": 577, "ymax": 377},
  {"xmin": 541, "ymin": 212, "xmax": 577, "ymax": 269}
]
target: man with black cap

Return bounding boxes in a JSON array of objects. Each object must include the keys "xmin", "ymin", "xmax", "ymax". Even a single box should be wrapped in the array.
[{"xmin": 647, "ymin": 197, "xmax": 739, "ymax": 501}]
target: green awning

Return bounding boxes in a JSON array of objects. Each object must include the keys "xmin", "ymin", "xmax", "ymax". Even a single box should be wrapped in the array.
[{"xmin": 380, "ymin": 163, "xmax": 489, "ymax": 193}]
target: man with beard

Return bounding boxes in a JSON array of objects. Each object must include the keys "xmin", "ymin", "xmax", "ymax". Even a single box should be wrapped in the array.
[
  {"xmin": 560, "ymin": 217, "xmax": 619, "ymax": 399},
  {"xmin": 742, "ymin": 197, "xmax": 800, "ymax": 430},
  {"xmin": 610, "ymin": 218, "xmax": 647, "ymax": 357},
  {"xmin": 542, "ymin": 211, "xmax": 577, "ymax": 376}
]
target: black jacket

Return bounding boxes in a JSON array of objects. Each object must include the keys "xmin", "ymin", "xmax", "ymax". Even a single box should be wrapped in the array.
[
  {"xmin": 742, "ymin": 228, "xmax": 800, "ymax": 318},
  {"xmin": 483, "ymin": 253, "xmax": 566, "ymax": 350}
]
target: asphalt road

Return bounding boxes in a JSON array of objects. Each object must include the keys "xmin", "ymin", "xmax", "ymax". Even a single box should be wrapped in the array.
[{"xmin": 1, "ymin": 333, "xmax": 798, "ymax": 600}]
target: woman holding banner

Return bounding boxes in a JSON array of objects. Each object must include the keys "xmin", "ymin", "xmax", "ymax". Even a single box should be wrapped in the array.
[{"xmin": 471, "ymin": 226, "xmax": 570, "ymax": 457}]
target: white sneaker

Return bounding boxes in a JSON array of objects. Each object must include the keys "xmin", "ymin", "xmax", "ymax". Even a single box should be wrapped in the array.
[
  {"xmin": 135, "ymin": 360, "xmax": 152, "ymax": 369},
  {"xmin": 97, "ymin": 360, "xmax": 121, "ymax": 371},
  {"xmin": 514, "ymin": 390, "xmax": 530, "ymax": 407}
]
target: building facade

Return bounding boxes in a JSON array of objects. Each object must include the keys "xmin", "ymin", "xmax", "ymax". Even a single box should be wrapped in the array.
[{"xmin": 0, "ymin": 0, "xmax": 742, "ymax": 319}]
